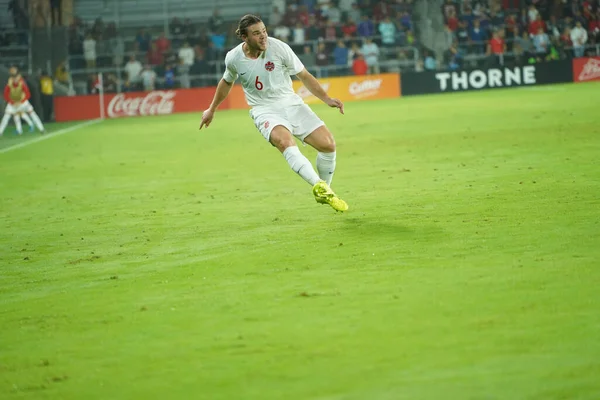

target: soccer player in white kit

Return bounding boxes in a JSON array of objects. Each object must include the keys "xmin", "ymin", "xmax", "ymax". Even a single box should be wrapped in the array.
[{"xmin": 199, "ymin": 14, "xmax": 348, "ymax": 212}]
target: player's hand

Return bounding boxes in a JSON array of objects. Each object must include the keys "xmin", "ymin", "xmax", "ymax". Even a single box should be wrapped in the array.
[
  {"xmin": 325, "ymin": 97, "xmax": 344, "ymax": 115},
  {"xmin": 199, "ymin": 108, "xmax": 214, "ymax": 130}
]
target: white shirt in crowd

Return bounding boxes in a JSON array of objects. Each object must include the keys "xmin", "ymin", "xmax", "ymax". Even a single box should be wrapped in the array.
[
  {"xmin": 222, "ymin": 37, "xmax": 305, "ymax": 108},
  {"xmin": 293, "ymin": 26, "xmax": 305, "ymax": 44},
  {"xmin": 125, "ymin": 60, "xmax": 143, "ymax": 83},
  {"xmin": 570, "ymin": 26, "xmax": 588, "ymax": 46},
  {"xmin": 361, "ymin": 42, "xmax": 380, "ymax": 66},
  {"xmin": 141, "ymin": 68, "xmax": 157, "ymax": 90},
  {"xmin": 274, "ymin": 25, "xmax": 291, "ymax": 42},
  {"xmin": 338, "ymin": 0, "xmax": 355, "ymax": 12},
  {"xmin": 83, "ymin": 38, "xmax": 96, "ymax": 61},
  {"xmin": 179, "ymin": 46, "xmax": 195, "ymax": 66},
  {"xmin": 528, "ymin": 7, "xmax": 540, "ymax": 22}
]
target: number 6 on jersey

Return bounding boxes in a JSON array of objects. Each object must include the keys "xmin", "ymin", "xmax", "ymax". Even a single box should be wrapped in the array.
[{"xmin": 255, "ymin": 76, "xmax": 263, "ymax": 91}]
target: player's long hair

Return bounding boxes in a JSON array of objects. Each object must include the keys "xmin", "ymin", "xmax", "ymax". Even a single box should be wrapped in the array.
[{"xmin": 235, "ymin": 14, "xmax": 263, "ymax": 39}]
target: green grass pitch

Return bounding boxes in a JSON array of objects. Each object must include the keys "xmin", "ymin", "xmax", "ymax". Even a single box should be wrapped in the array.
[{"xmin": 1, "ymin": 83, "xmax": 599, "ymax": 399}]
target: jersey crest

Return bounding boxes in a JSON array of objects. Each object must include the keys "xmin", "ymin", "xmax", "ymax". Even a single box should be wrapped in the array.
[{"xmin": 265, "ymin": 61, "xmax": 275, "ymax": 72}]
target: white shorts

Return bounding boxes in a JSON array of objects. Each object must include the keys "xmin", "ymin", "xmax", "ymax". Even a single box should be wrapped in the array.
[
  {"xmin": 5, "ymin": 100, "xmax": 34, "ymax": 115},
  {"xmin": 250, "ymin": 103, "xmax": 324, "ymax": 143}
]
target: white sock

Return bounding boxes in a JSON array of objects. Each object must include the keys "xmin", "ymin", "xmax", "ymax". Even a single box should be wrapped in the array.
[
  {"xmin": 0, "ymin": 113, "xmax": 11, "ymax": 135},
  {"xmin": 13, "ymin": 115, "xmax": 22, "ymax": 134},
  {"xmin": 283, "ymin": 146, "xmax": 321, "ymax": 186},
  {"xmin": 316, "ymin": 151, "xmax": 336, "ymax": 186},
  {"xmin": 29, "ymin": 111, "xmax": 45, "ymax": 132},
  {"xmin": 21, "ymin": 113, "xmax": 34, "ymax": 128}
]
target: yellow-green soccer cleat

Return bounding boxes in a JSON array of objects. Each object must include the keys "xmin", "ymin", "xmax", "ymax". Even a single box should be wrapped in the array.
[{"xmin": 312, "ymin": 181, "xmax": 349, "ymax": 212}]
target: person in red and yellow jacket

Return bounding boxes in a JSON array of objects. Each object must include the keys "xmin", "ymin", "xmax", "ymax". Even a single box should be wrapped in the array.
[{"xmin": 1, "ymin": 66, "xmax": 46, "ymax": 136}]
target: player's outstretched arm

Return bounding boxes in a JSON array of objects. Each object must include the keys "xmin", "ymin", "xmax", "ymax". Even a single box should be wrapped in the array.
[
  {"xmin": 296, "ymin": 69, "xmax": 344, "ymax": 115},
  {"xmin": 199, "ymin": 79, "xmax": 233, "ymax": 130}
]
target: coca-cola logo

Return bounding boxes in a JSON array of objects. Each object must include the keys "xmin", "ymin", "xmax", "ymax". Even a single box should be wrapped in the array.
[
  {"xmin": 578, "ymin": 58, "xmax": 600, "ymax": 81},
  {"xmin": 296, "ymin": 83, "xmax": 331, "ymax": 99},
  {"xmin": 107, "ymin": 91, "xmax": 176, "ymax": 118},
  {"xmin": 349, "ymin": 79, "xmax": 383, "ymax": 96}
]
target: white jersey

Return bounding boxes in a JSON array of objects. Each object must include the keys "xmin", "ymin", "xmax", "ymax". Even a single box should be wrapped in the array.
[{"xmin": 222, "ymin": 37, "xmax": 305, "ymax": 109}]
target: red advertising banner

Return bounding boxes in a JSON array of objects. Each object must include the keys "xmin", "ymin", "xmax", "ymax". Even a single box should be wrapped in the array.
[
  {"xmin": 54, "ymin": 87, "xmax": 220, "ymax": 122},
  {"xmin": 572, "ymin": 57, "xmax": 600, "ymax": 83}
]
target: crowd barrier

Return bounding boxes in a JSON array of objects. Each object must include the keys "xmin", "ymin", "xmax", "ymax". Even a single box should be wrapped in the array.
[{"xmin": 53, "ymin": 58, "xmax": 598, "ymax": 122}]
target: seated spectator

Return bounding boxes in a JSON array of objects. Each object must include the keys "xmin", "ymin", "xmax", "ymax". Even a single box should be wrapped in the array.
[
  {"xmin": 352, "ymin": 53, "xmax": 368, "ymax": 75},
  {"xmin": 178, "ymin": 41, "xmax": 195, "ymax": 66},
  {"xmin": 299, "ymin": 45, "xmax": 317, "ymax": 70},
  {"xmin": 293, "ymin": 23, "xmax": 306, "ymax": 44},
  {"xmin": 348, "ymin": 3, "xmax": 362, "ymax": 25},
  {"xmin": 361, "ymin": 37, "xmax": 380, "ymax": 74},
  {"xmin": 342, "ymin": 18, "xmax": 358, "ymax": 38},
  {"xmin": 125, "ymin": 55, "xmax": 143, "ymax": 87},
  {"xmin": 274, "ymin": 24, "xmax": 291, "ymax": 42},
  {"xmin": 269, "ymin": 6, "xmax": 283, "ymax": 27},
  {"xmin": 570, "ymin": 21, "xmax": 588, "ymax": 57},
  {"xmin": 379, "ymin": 16, "xmax": 397, "ymax": 46},
  {"xmin": 533, "ymin": 27, "xmax": 550, "ymax": 58},
  {"xmin": 136, "ymin": 29, "xmax": 151, "ymax": 52},
  {"xmin": 469, "ymin": 19, "xmax": 486, "ymax": 53},
  {"xmin": 164, "ymin": 64, "xmax": 176, "ymax": 88},
  {"xmin": 298, "ymin": 5, "xmax": 310, "ymax": 26},
  {"xmin": 209, "ymin": 9, "xmax": 224, "ymax": 34},
  {"xmin": 141, "ymin": 65, "xmax": 156, "ymax": 91},
  {"xmin": 324, "ymin": 20, "xmax": 339, "ymax": 40},
  {"xmin": 316, "ymin": 41, "xmax": 330, "ymax": 77},
  {"xmin": 147, "ymin": 43, "xmax": 164, "ymax": 66},
  {"xmin": 155, "ymin": 32, "xmax": 171, "ymax": 54},
  {"xmin": 333, "ymin": 40, "xmax": 349, "ymax": 74},
  {"xmin": 424, "ymin": 51, "xmax": 437, "ymax": 70},
  {"xmin": 358, "ymin": 15, "xmax": 375, "ymax": 37},
  {"xmin": 528, "ymin": 15, "xmax": 545, "ymax": 37},
  {"xmin": 399, "ymin": 11, "xmax": 412, "ymax": 31},
  {"xmin": 326, "ymin": 2, "xmax": 342, "ymax": 24}
]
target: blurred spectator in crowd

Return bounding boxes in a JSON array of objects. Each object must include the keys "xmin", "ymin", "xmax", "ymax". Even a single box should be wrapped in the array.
[
  {"xmin": 361, "ymin": 37, "xmax": 380, "ymax": 74},
  {"xmin": 529, "ymin": 15, "xmax": 546, "ymax": 36},
  {"xmin": 299, "ymin": 45, "xmax": 316, "ymax": 70},
  {"xmin": 447, "ymin": 9, "xmax": 459, "ymax": 32},
  {"xmin": 111, "ymin": 35, "xmax": 125, "ymax": 67},
  {"xmin": 316, "ymin": 41, "xmax": 330, "ymax": 77},
  {"xmin": 209, "ymin": 9, "xmax": 224, "ymax": 34},
  {"xmin": 348, "ymin": 3, "xmax": 362, "ymax": 24},
  {"xmin": 164, "ymin": 65, "xmax": 176, "ymax": 88},
  {"xmin": 424, "ymin": 50, "xmax": 437, "ymax": 70},
  {"xmin": 298, "ymin": 6, "xmax": 310, "ymax": 26},
  {"xmin": 274, "ymin": 24, "xmax": 291, "ymax": 42},
  {"xmin": 570, "ymin": 20, "xmax": 588, "ymax": 57},
  {"xmin": 182, "ymin": 19, "xmax": 197, "ymax": 43},
  {"xmin": 487, "ymin": 30, "xmax": 506, "ymax": 66},
  {"xmin": 178, "ymin": 61, "xmax": 191, "ymax": 89},
  {"xmin": 190, "ymin": 53, "xmax": 209, "ymax": 87},
  {"xmin": 342, "ymin": 18, "xmax": 358, "ymax": 38},
  {"xmin": 83, "ymin": 33, "xmax": 97, "ymax": 69},
  {"xmin": 533, "ymin": 27, "xmax": 551, "ymax": 58},
  {"xmin": 306, "ymin": 16, "xmax": 323, "ymax": 41},
  {"xmin": 515, "ymin": 31, "xmax": 534, "ymax": 63},
  {"xmin": 324, "ymin": 20, "xmax": 339, "ymax": 41},
  {"xmin": 269, "ymin": 6, "xmax": 283, "ymax": 27},
  {"xmin": 89, "ymin": 74, "xmax": 101, "ymax": 94},
  {"xmin": 39, "ymin": 71, "xmax": 54, "ymax": 122},
  {"xmin": 293, "ymin": 22, "xmax": 306, "ymax": 44},
  {"xmin": 122, "ymin": 73, "xmax": 134, "ymax": 92},
  {"xmin": 50, "ymin": 0, "xmax": 62, "ymax": 26},
  {"xmin": 348, "ymin": 42, "xmax": 361, "ymax": 67},
  {"xmin": 104, "ymin": 73, "xmax": 118, "ymax": 93},
  {"xmin": 373, "ymin": 0, "xmax": 392, "ymax": 22},
  {"xmin": 147, "ymin": 42, "xmax": 164, "ymax": 67},
  {"xmin": 399, "ymin": 11, "xmax": 413, "ymax": 30},
  {"xmin": 125, "ymin": 56, "xmax": 143, "ymax": 88},
  {"xmin": 528, "ymin": 4, "xmax": 540, "ymax": 23},
  {"xmin": 171, "ymin": 17, "xmax": 184, "ymax": 38},
  {"xmin": 179, "ymin": 41, "xmax": 195, "ymax": 66},
  {"xmin": 358, "ymin": 15, "xmax": 376, "ymax": 37},
  {"xmin": 155, "ymin": 32, "xmax": 171, "ymax": 54},
  {"xmin": 326, "ymin": 2, "xmax": 343, "ymax": 24},
  {"xmin": 469, "ymin": 19, "xmax": 485, "ymax": 53},
  {"xmin": 136, "ymin": 29, "xmax": 152, "ymax": 52},
  {"xmin": 379, "ymin": 16, "xmax": 397, "ymax": 46},
  {"xmin": 8, "ymin": 0, "xmax": 29, "ymax": 29},
  {"xmin": 352, "ymin": 53, "xmax": 368, "ymax": 75},
  {"xmin": 333, "ymin": 40, "xmax": 349, "ymax": 74},
  {"xmin": 141, "ymin": 65, "xmax": 156, "ymax": 91},
  {"xmin": 446, "ymin": 40, "xmax": 463, "ymax": 70}
]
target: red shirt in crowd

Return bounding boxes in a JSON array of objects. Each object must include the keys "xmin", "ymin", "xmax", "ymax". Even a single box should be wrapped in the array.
[
  {"xmin": 490, "ymin": 37, "xmax": 505, "ymax": 54},
  {"xmin": 155, "ymin": 36, "xmax": 171, "ymax": 53},
  {"xmin": 147, "ymin": 48, "xmax": 164, "ymax": 65},
  {"xmin": 352, "ymin": 57, "xmax": 368, "ymax": 75},
  {"xmin": 528, "ymin": 19, "xmax": 546, "ymax": 36},
  {"xmin": 342, "ymin": 22, "xmax": 357, "ymax": 37},
  {"xmin": 447, "ymin": 16, "xmax": 459, "ymax": 31}
]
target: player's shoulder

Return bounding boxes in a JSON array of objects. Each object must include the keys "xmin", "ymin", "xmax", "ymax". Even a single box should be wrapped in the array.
[
  {"xmin": 267, "ymin": 37, "xmax": 292, "ymax": 53},
  {"xmin": 225, "ymin": 43, "xmax": 244, "ymax": 64}
]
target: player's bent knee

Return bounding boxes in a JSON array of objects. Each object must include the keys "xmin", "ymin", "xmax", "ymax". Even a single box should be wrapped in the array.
[
  {"xmin": 322, "ymin": 138, "xmax": 336, "ymax": 153},
  {"xmin": 269, "ymin": 126, "xmax": 295, "ymax": 152}
]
